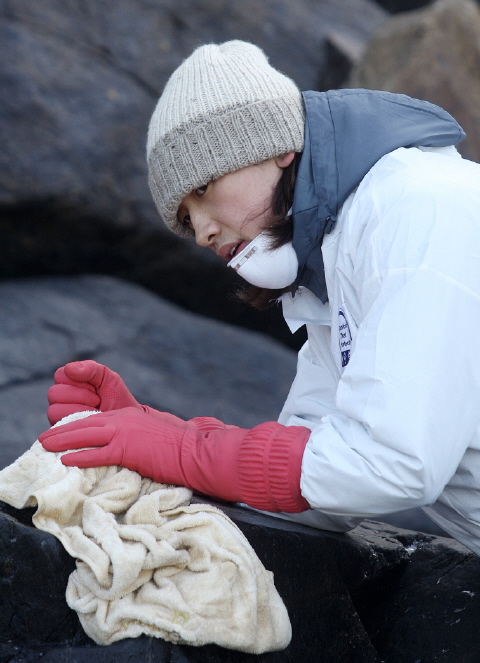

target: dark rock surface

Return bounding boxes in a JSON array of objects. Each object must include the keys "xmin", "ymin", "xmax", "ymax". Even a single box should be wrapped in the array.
[
  {"xmin": 0, "ymin": 505, "xmax": 81, "ymax": 648},
  {"xmin": 348, "ymin": 0, "xmax": 480, "ymax": 164},
  {"xmin": 371, "ymin": 0, "xmax": 433, "ymax": 13},
  {"xmin": 2, "ymin": 499, "xmax": 480, "ymax": 662},
  {"xmin": 0, "ymin": 274, "xmax": 297, "ymax": 471}
]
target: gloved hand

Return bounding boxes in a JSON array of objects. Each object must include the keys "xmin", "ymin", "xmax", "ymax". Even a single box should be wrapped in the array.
[
  {"xmin": 39, "ymin": 407, "xmax": 311, "ymax": 513},
  {"xmin": 47, "ymin": 359, "xmax": 238, "ymax": 431},
  {"xmin": 47, "ymin": 360, "xmax": 144, "ymax": 425}
]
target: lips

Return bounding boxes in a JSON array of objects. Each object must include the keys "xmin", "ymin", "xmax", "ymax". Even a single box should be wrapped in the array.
[{"xmin": 219, "ymin": 241, "xmax": 247, "ymax": 261}]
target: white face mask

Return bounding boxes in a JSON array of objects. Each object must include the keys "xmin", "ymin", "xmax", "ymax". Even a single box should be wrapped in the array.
[{"xmin": 227, "ymin": 231, "xmax": 299, "ymax": 289}]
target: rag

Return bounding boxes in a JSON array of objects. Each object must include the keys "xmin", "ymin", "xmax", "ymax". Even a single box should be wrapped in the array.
[{"xmin": 0, "ymin": 411, "xmax": 291, "ymax": 652}]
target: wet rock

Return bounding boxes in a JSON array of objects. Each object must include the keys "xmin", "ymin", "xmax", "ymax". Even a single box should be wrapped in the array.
[
  {"xmin": 2, "ymin": 500, "xmax": 480, "ymax": 662},
  {"xmin": 349, "ymin": 0, "xmax": 480, "ymax": 163},
  {"xmin": 352, "ymin": 523, "xmax": 480, "ymax": 661},
  {"xmin": 0, "ymin": 507, "xmax": 83, "ymax": 647}
]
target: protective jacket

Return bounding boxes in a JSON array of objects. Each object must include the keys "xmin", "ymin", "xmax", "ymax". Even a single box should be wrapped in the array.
[{"xmin": 279, "ymin": 90, "xmax": 480, "ymax": 554}]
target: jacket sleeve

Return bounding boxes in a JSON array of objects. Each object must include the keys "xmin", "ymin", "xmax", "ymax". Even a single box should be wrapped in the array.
[{"xmin": 300, "ymin": 153, "xmax": 480, "ymax": 518}]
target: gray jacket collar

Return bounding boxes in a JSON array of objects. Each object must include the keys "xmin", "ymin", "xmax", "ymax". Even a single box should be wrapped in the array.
[{"xmin": 292, "ymin": 89, "xmax": 465, "ymax": 302}]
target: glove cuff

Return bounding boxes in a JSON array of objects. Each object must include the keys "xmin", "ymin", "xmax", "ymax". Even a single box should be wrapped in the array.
[
  {"xmin": 237, "ymin": 423, "xmax": 311, "ymax": 513},
  {"xmin": 181, "ymin": 422, "xmax": 311, "ymax": 513}
]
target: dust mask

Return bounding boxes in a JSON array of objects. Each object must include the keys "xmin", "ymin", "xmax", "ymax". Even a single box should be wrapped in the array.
[{"xmin": 227, "ymin": 231, "xmax": 299, "ymax": 289}]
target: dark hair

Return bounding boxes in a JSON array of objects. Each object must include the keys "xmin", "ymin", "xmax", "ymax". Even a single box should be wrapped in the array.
[{"xmin": 236, "ymin": 153, "xmax": 300, "ymax": 310}]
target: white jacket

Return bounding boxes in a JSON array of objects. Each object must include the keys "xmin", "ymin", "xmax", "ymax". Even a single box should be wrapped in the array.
[{"xmin": 278, "ymin": 146, "xmax": 480, "ymax": 554}]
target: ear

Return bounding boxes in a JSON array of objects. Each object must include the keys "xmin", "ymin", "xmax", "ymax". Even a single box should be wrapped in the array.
[{"xmin": 274, "ymin": 151, "xmax": 296, "ymax": 169}]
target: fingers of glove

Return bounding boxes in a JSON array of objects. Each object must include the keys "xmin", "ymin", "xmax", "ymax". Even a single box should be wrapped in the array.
[
  {"xmin": 47, "ymin": 403, "xmax": 99, "ymax": 426},
  {"xmin": 61, "ymin": 448, "xmax": 116, "ymax": 468},
  {"xmin": 42, "ymin": 407, "xmax": 129, "ymax": 439},
  {"xmin": 65, "ymin": 361, "xmax": 140, "ymax": 411},
  {"xmin": 39, "ymin": 423, "xmax": 115, "ymax": 452},
  {"xmin": 48, "ymin": 384, "xmax": 101, "ymax": 407},
  {"xmin": 53, "ymin": 366, "xmax": 97, "ymax": 391},
  {"xmin": 63, "ymin": 360, "xmax": 107, "ymax": 388}
]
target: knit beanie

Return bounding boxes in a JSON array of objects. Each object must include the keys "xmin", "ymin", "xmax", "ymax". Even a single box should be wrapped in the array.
[{"xmin": 147, "ymin": 40, "xmax": 305, "ymax": 236}]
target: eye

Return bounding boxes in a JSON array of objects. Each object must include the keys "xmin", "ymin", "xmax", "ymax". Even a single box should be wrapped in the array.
[
  {"xmin": 181, "ymin": 214, "xmax": 191, "ymax": 227},
  {"xmin": 195, "ymin": 184, "xmax": 208, "ymax": 196}
]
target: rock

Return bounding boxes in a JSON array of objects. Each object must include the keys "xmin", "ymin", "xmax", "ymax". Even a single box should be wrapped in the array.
[
  {"xmin": 0, "ymin": 274, "xmax": 297, "ymax": 470},
  {"xmin": 0, "ymin": 0, "xmax": 387, "ymax": 230},
  {"xmin": 0, "ymin": 201, "xmax": 307, "ymax": 352},
  {"xmin": 348, "ymin": 0, "xmax": 480, "ymax": 163},
  {"xmin": 371, "ymin": 0, "xmax": 434, "ymax": 13},
  {"xmin": 317, "ymin": 30, "xmax": 367, "ymax": 91},
  {"xmin": 2, "ymin": 499, "xmax": 480, "ymax": 662},
  {"xmin": 0, "ymin": 0, "xmax": 387, "ymax": 352},
  {"xmin": 0, "ymin": 274, "xmax": 479, "ymax": 660},
  {"xmin": 0, "ymin": 506, "xmax": 83, "ymax": 647}
]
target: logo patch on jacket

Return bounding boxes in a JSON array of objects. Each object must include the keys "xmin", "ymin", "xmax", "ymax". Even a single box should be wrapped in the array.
[{"xmin": 338, "ymin": 309, "xmax": 352, "ymax": 367}]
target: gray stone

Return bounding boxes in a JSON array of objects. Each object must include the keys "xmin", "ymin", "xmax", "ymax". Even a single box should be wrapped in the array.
[
  {"xmin": 0, "ymin": 0, "xmax": 387, "ymax": 229},
  {"xmin": 317, "ymin": 30, "xmax": 367, "ymax": 91},
  {"xmin": 348, "ymin": 0, "xmax": 480, "ymax": 164},
  {"xmin": 0, "ymin": 201, "xmax": 307, "ymax": 352},
  {"xmin": 0, "ymin": 274, "xmax": 297, "ymax": 470},
  {"xmin": 0, "ymin": 0, "xmax": 388, "ymax": 355}
]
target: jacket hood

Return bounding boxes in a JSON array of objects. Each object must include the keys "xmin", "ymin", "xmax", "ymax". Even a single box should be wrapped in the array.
[{"xmin": 292, "ymin": 89, "xmax": 466, "ymax": 302}]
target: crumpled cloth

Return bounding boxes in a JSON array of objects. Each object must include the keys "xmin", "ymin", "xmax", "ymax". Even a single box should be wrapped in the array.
[{"xmin": 0, "ymin": 411, "xmax": 291, "ymax": 652}]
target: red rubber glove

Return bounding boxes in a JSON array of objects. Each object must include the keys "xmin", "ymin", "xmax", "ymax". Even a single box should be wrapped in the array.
[
  {"xmin": 39, "ymin": 408, "xmax": 311, "ymax": 513},
  {"xmin": 47, "ymin": 360, "xmax": 236, "ymax": 431},
  {"xmin": 47, "ymin": 360, "xmax": 145, "ymax": 425}
]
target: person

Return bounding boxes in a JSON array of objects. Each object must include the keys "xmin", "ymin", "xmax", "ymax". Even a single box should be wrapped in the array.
[{"xmin": 39, "ymin": 41, "xmax": 480, "ymax": 553}]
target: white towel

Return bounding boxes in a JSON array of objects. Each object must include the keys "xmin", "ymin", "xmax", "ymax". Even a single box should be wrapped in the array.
[{"xmin": 0, "ymin": 411, "xmax": 291, "ymax": 652}]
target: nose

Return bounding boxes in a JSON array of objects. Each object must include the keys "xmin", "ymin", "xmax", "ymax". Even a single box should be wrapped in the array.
[{"xmin": 191, "ymin": 215, "xmax": 220, "ymax": 249}]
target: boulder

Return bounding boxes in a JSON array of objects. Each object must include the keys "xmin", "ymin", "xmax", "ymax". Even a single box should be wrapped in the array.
[
  {"xmin": 2, "ymin": 499, "xmax": 480, "ymax": 662},
  {"xmin": 348, "ymin": 0, "xmax": 480, "ymax": 163},
  {"xmin": 0, "ymin": 0, "xmax": 387, "ymax": 229},
  {"xmin": 0, "ymin": 274, "xmax": 297, "ymax": 470},
  {"xmin": 0, "ymin": 0, "xmax": 388, "ymax": 351},
  {"xmin": 0, "ymin": 505, "xmax": 81, "ymax": 648},
  {"xmin": 0, "ymin": 201, "xmax": 306, "ymax": 351}
]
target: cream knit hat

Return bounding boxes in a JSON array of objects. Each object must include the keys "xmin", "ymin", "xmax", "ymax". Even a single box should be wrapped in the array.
[{"xmin": 147, "ymin": 40, "xmax": 305, "ymax": 236}]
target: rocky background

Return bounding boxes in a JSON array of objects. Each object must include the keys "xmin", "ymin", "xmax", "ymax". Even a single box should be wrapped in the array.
[
  {"xmin": 1, "ymin": 0, "xmax": 480, "ymax": 660},
  {"xmin": 1, "ymin": 0, "xmax": 479, "ymax": 349}
]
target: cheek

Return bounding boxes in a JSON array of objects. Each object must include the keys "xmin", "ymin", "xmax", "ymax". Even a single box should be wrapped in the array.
[{"xmin": 213, "ymin": 175, "xmax": 273, "ymax": 234}]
